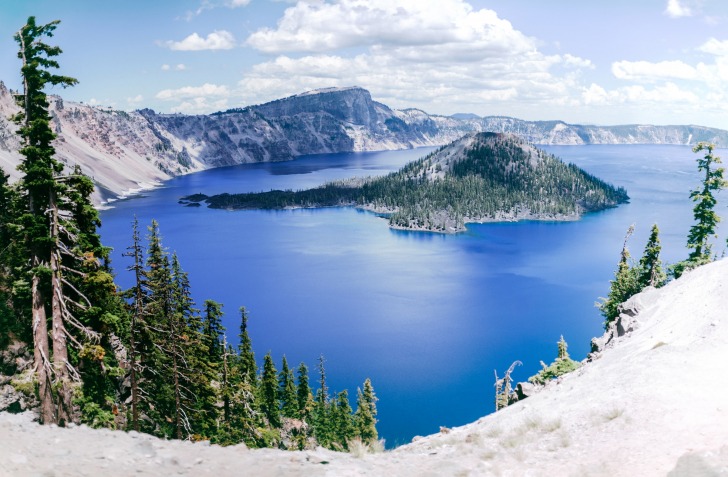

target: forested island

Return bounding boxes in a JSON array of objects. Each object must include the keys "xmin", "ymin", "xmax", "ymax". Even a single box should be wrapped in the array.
[{"xmin": 183, "ymin": 132, "xmax": 629, "ymax": 232}]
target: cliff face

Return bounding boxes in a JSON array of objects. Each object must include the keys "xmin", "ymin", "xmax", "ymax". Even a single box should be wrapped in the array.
[
  {"xmin": 0, "ymin": 81, "xmax": 202, "ymax": 204},
  {"xmin": 2, "ymin": 81, "xmax": 728, "ymax": 204}
]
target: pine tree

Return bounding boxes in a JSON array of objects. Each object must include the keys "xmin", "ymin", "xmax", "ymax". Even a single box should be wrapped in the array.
[
  {"xmin": 528, "ymin": 336, "xmax": 581, "ymax": 386},
  {"xmin": 238, "ymin": 306, "xmax": 256, "ymax": 385},
  {"xmin": 638, "ymin": 224, "xmax": 666, "ymax": 288},
  {"xmin": 598, "ymin": 224, "xmax": 641, "ymax": 327},
  {"xmin": 0, "ymin": 169, "xmax": 24, "ymax": 347},
  {"xmin": 279, "ymin": 356, "xmax": 298, "ymax": 419},
  {"xmin": 674, "ymin": 142, "xmax": 727, "ymax": 277},
  {"xmin": 14, "ymin": 16, "xmax": 77, "ymax": 425},
  {"xmin": 354, "ymin": 378, "xmax": 378, "ymax": 444},
  {"xmin": 332, "ymin": 390, "xmax": 355, "ymax": 449},
  {"xmin": 312, "ymin": 355, "xmax": 332, "ymax": 447},
  {"xmin": 122, "ymin": 216, "xmax": 146, "ymax": 431},
  {"xmin": 202, "ymin": 300, "xmax": 225, "ymax": 364},
  {"xmin": 260, "ymin": 352, "xmax": 280, "ymax": 428},
  {"xmin": 296, "ymin": 362, "xmax": 313, "ymax": 421},
  {"xmin": 11, "ymin": 17, "xmax": 117, "ymax": 426}
]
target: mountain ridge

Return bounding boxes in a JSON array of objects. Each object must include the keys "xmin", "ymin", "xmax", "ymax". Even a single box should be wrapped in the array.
[{"xmin": 2, "ymin": 81, "xmax": 727, "ymax": 205}]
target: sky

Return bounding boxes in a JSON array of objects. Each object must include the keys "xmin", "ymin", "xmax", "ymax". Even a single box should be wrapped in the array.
[{"xmin": 3, "ymin": 0, "xmax": 728, "ymax": 128}]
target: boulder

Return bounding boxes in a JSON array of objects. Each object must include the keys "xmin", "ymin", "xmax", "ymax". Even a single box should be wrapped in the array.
[
  {"xmin": 0, "ymin": 384, "xmax": 32, "ymax": 414},
  {"xmin": 516, "ymin": 382, "xmax": 538, "ymax": 401}
]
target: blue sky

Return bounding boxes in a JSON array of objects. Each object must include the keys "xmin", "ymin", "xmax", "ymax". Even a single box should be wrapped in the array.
[{"xmin": 3, "ymin": 0, "xmax": 728, "ymax": 128}]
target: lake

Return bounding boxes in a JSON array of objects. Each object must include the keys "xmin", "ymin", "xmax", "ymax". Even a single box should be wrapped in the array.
[{"xmin": 99, "ymin": 144, "xmax": 728, "ymax": 447}]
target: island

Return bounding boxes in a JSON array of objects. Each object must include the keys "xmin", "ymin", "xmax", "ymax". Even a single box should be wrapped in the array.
[{"xmin": 182, "ymin": 132, "xmax": 629, "ymax": 233}]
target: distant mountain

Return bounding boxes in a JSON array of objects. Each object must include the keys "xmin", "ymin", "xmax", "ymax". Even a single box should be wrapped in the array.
[
  {"xmin": 1, "ymin": 81, "xmax": 726, "ymax": 205},
  {"xmin": 187, "ymin": 132, "xmax": 629, "ymax": 233},
  {"xmin": 450, "ymin": 113, "xmax": 482, "ymax": 120}
]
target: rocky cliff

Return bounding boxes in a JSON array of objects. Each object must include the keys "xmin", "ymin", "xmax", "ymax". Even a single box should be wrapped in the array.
[{"xmin": 2, "ymin": 81, "xmax": 727, "ymax": 205}]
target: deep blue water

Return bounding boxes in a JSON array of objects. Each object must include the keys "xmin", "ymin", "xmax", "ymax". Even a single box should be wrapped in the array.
[{"xmin": 99, "ymin": 144, "xmax": 727, "ymax": 447}]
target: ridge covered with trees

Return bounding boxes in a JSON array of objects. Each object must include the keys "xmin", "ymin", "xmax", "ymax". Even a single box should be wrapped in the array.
[{"xmin": 185, "ymin": 133, "xmax": 629, "ymax": 232}]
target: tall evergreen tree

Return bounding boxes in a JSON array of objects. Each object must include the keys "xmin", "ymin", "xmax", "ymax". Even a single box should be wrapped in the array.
[
  {"xmin": 202, "ymin": 299, "xmax": 225, "ymax": 364},
  {"xmin": 296, "ymin": 362, "xmax": 313, "ymax": 421},
  {"xmin": 332, "ymin": 390, "xmax": 355, "ymax": 449},
  {"xmin": 684, "ymin": 142, "xmax": 725, "ymax": 267},
  {"xmin": 354, "ymin": 378, "xmax": 378, "ymax": 444},
  {"xmin": 313, "ymin": 355, "xmax": 333, "ymax": 446},
  {"xmin": 259, "ymin": 351, "xmax": 280, "ymax": 428},
  {"xmin": 638, "ymin": 224, "xmax": 666, "ymax": 288},
  {"xmin": 279, "ymin": 356, "xmax": 298, "ymax": 419},
  {"xmin": 122, "ymin": 216, "xmax": 146, "ymax": 431},
  {"xmin": 13, "ymin": 16, "xmax": 78, "ymax": 425},
  {"xmin": 0, "ymin": 169, "xmax": 24, "ymax": 346},
  {"xmin": 238, "ymin": 306, "xmax": 256, "ymax": 385},
  {"xmin": 11, "ymin": 16, "xmax": 115, "ymax": 426},
  {"xmin": 598, "ymin": 224, "xmax": 641, "ymax": 327}
]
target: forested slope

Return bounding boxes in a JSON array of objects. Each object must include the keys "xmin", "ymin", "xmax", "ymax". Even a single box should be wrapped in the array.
[{"xmin": 190, "ymin": 132, "xmax": 628, "ymax": 232}]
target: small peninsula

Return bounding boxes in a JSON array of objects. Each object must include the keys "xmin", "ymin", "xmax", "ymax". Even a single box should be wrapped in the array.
[{"xmin": 183, "ymin": 132, "xmax": 629, "ymax": 232}]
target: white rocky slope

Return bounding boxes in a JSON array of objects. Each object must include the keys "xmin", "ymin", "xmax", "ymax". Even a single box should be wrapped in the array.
[{"xmin": 1, "ymin": 259, "xmax": 727, "ymax": 476}]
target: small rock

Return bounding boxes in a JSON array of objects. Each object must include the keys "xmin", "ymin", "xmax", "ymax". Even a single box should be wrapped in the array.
[{"xmin": 516, "ymin": 382, "xmax": 538, "ymax": 401}]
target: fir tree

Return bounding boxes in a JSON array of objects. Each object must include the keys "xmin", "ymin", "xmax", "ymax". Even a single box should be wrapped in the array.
[
  {"xmin": 237, "ymin": 306, "xmax": 256, "ymax": 385},
  {"xmin": 202, "ymin": 300, "xmax": 225, "ymax": 364},
  {"xmin": 313, "ymin": 355, "xmax": 332, "ymax": 447},
  {"xmin": 296, "ymin": 362, "xmax": 313, "ymax": 421},
  {"xmin": 528, "ymin": 336, "xmax": 581, "ymax": 386},
  {"xmin": 354, "ymin": 378, "xmax": 378, "ymax": 444},
  {"xmin": 122, "ymin": 216, "xmax": 146, "ymax": 431},
  {"xmin": 14, "ymin": 16, "xmax": 78, "ymax": 425},
  {"xmin": 279, "ymin": 356, "xmax": 298, "ymax": 419},
  {"xmin": 12, "ymin": 16, "xmax": 115, "ymax": 426},
  {"xmin": 260, "ymin": 351, "xmax": 280, "ymax": 428},
  {"xmin": 672, "ymin": 142, "xmax": 727, "ymax": 277},
  {"xmin": 638, "ymin": 224, "xmax": 666, "ymax": 288},
  {"xmin": 598, "ymin": 224, "xmax": 641, "ymax": 327},
  {"xmin": 0, "ymin": 169, "xmax": 24, "ymax": 347},
  {"xmin": 332, "ymin": 390, "xmax": 355, "ymax": 449}
]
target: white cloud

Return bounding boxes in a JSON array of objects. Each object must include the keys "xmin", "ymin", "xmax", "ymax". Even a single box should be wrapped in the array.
[
  {"xmin": 699, "ymin": 38, "xmax": 728, "ymax": 56},
  {"xmin": 127, "ymin": 95, "xmax": 144, "ymax": 104},
  {"xmin": 156, "ymin": 83, "xmax": 231, "ymax": 114},
  {"xmin": 246, "ymin": 0, "xmax": 536, "ymax": 55},
  {"xmin": 612, "ymin": 60, "xmax": 697, "ymax": 81},
  {"xmin": 171, "ymin": 97, "xmax": 230, "ymax": 114},
  {"xmin": 238, "ymin": 0, "xmax": 593, "ymax": 116},
  {"xmin": 156, "ymin": 83, "xmax": 230, "ymax": 101},
  {"xmin": 162, "ymin": 64, "xmax": 187, "ymax": 71},
  {"xmin": 164, "ymin": 31, "xmax": 236, "ymax": 51},
  {"xmin": 664, "ymin": 0, "xmax": 694, "ymax": 18},
  {"xmin": 227, "ymin": 0, "xmax": 251, "ymax": 6}
]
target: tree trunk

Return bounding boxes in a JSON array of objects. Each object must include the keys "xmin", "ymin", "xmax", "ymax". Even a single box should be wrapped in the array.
[
  {"xmin": 32, "ymin": 274, "xmax": 53, "ymax": 424},
  {"xmin": 50, "ymin": 189, "xmax": 72, "ymax": 426},
  {"xmin": 173, "ymin": 344, "xmax": 182, "ymax": 440}
]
